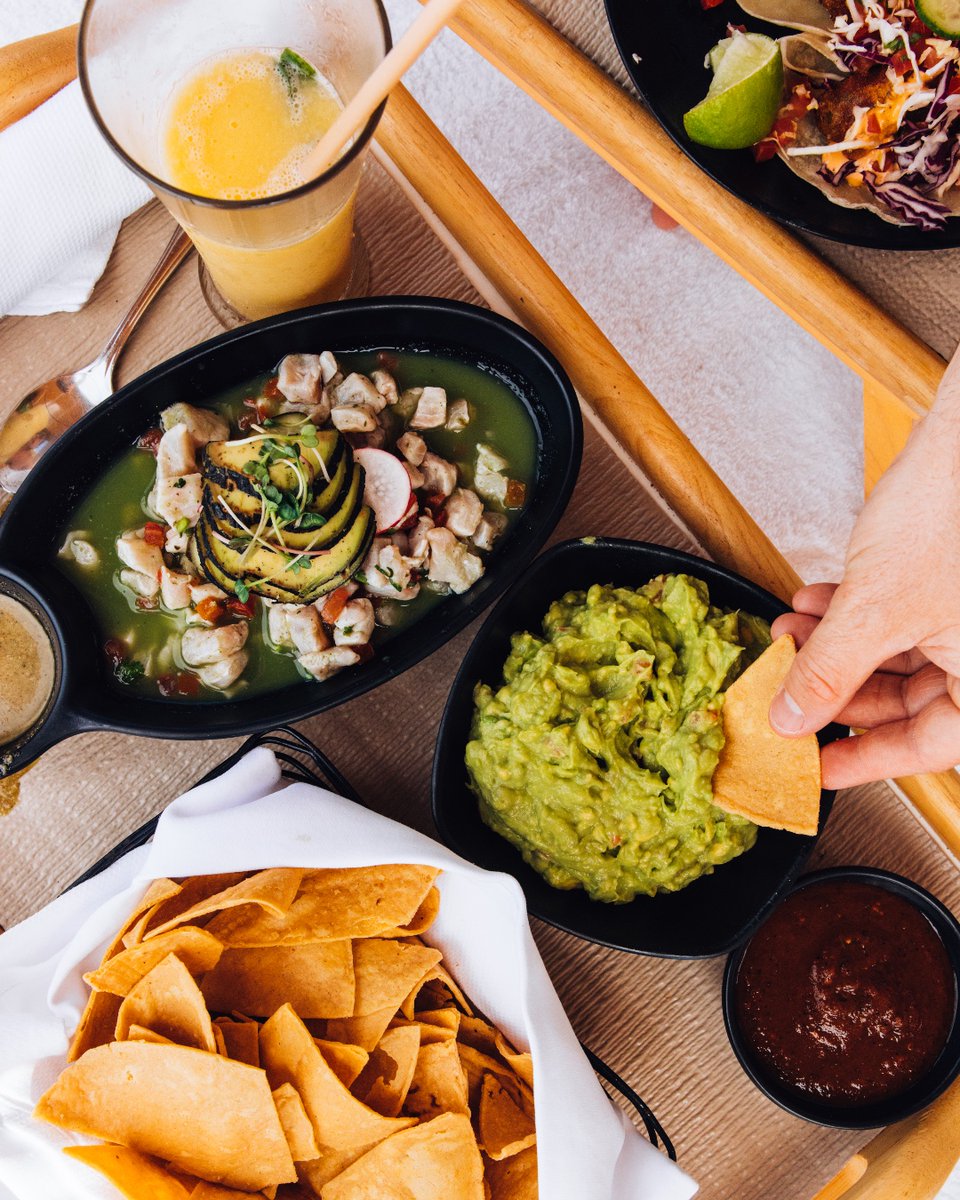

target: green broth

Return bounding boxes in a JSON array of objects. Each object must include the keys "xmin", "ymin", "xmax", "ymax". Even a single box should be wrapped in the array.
[{"xmin": 57, "ymin": 350, "xmax": 538, "ymax": 702}]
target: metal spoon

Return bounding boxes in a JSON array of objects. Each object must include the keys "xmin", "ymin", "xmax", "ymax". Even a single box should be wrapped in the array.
[{"xmin": 0, "ymin": 228, "xmax": 192, "ymax": 506}]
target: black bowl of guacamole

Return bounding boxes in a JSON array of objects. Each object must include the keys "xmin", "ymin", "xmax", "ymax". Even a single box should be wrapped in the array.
[{"xmin": 432, "ymin": 537, "xmax": 845, "ymax": 958}]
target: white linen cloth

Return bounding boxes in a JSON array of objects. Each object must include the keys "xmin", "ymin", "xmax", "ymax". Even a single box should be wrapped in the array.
[
  {"xmin": 0, "ymin": 1, "xmax": 150, "ymax": 317},
  {"xmin": 0, "ymin": 747, "xmax": 697, "ymax": 1200}
]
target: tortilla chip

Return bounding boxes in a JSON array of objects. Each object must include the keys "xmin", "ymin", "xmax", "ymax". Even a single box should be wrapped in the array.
[
  {"xmin": 403, "ymin": 1039, "xmax": 470, "ymax": 1121},
  {"xmin": 35, "ymin": 1041, "xmax": 296, "ymax": 1191},
  {"xmin": 485, "ymin": 1145, "xmax": 539, "ymax": 1200},
  {"xmin": 207, "ymin": 867, "xmax": 439, "ymax": 947},
  {"xmin": 272, "ymin": 1083, "xmax": 321, "ymax": 1162},
  {"xmin": 201, "ymin": 941, "xmax": 355, "ymax": 1019},
  {"xmin": 297, "ymin": 1145, "xmax": 382, "ymax": 1196},
  {"xmin": 315, "ymin": 1038, "xmax": 369, "ymax": 1086},
  {"xmin": 458, "ymin": 1044, "xmax": 523, "ymax": 1111},
  {"xmin": 104, "ymin": 879, "xmax": 183, "ymax": 957},
  {"xmin": 144, "ymin": 869, "xmax": 303, "ymax": 940},
  {"xmin": 215, "ymin": 1018, "xmax": 261, "ymax": 1067},
  {"xmin": 126, "ymin": 1023, "xmax": 176, "ymax": 1045},
  {"xmin": 324, "ymin": 1005, "xmax": 397, "ymax": 1053},
  {"xmin": 85, "ymin": 926, "xmax": 223, "ymax": 996},
  {"xmin": 494, "ymin": 1033, "xmax": 533, "ymax": 1089},
  {"xmin": 115, "ymin": 953, "xmax": 217, "ymax": 1052},
  {"xmin": 712, "ymin": 635, "xmax": 822, "ymax": 836},
  {"xmin": 389, "ymin": 1016, "xmax": 457, "ymax": 1046},
  {"xmin": 65, "ymin": 1144, "xmax": 192, "ymax": 1200},
  {"xmin": 478, "ymin": 1073, "xmax": 536, "ymax": 1160},
  {"xmin": 126, "ymin": 874, "xmax": 247, "ymax": 947},
  {"xmin": 353, "ymin": 940, "xmax": 442, "ymax": 1017},
  {"xmin": 351, "ymin": 1025, "xmax": 421, "ymax": 1117},
  {"xmin": 189, "ymin": 1185, "xmax": 262, "ymax": 1200},
  {"xmin": 401, "ymin": 966, "xmax": 471, "ymax": 1021},
  {"xmin": 379, "ymin": 887, "xmax": 441, "ymax": 939},
  {"xmin": 457, "ymin": 1014, "xmax": 500, "ymax": 1057},
  {"xmin": 66, "ymin": 988, "xmax": 122, "ymax": 1062},
  {"xmin": 259, "ymin": 1004, "xmax": 416, "ymax": 1155},
  {"xmin": 322, "ymin": 1113, "xmax": 485, "ymax": 1200}
]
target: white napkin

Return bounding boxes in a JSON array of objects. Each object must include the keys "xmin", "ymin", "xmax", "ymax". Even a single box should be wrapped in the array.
[
  {"xmin": 0, "ymin": 2, "xmax": 151, "ymax": 318},
  {"xmin": 0, "ymin": 748, "xmax": 696, "ymax": 1200}
]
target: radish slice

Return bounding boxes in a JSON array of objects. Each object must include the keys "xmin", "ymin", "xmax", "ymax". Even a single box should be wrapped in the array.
[{"xmin": 354, "ymin": 447, "xmax": 414, "ymax": 533}]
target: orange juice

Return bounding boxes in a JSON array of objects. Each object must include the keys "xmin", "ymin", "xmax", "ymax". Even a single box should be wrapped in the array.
[{"xmin": 164, "ymin": 50, "xmax": 355, "ymax": 319}]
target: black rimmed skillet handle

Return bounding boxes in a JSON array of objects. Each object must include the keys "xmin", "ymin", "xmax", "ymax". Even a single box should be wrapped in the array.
[
  {"xmin": 0, "ymin": 703, "xmax": 92, "ymax": 778},
  {"xmin": 61, "ymin": 727, "xmax": 677, "ymax": 1160},
  {"xmin": 581, "ymin": 1043, "xmax": 677, "ymax": 1160}
]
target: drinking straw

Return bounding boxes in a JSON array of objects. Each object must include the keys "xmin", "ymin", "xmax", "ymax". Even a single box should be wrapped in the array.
[{"xmin": 300, "ymin": 0, "xmax": 468, "ymax": 179}]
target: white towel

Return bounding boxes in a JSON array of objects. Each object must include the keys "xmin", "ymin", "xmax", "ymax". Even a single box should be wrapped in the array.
[
  {"xmin": 0, "ymin": 2, "xmax": 150, "ymax": 317},
  {"xmin": 0, "ymin": 748, "xmax": 698, "ymax": 1200}
]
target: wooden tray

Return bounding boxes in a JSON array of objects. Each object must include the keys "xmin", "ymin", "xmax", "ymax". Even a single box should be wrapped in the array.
[{"xmin": 1, "ymin": 100, "xmax": 958, "ymax": 1200}]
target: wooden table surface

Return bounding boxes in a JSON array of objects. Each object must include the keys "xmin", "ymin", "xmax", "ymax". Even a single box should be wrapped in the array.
[{"xmin": 2, "ymin": 159, "xmax": 960, "ymax": 1200}]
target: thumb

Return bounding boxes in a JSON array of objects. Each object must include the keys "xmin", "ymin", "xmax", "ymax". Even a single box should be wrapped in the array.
[{"xmin": 768, "ymin": 594, "xmax": 887, "ymax": 737}]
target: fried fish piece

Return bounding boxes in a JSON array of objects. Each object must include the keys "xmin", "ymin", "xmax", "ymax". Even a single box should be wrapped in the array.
[{"xmin": 817, "ymin": 66, "xmax": 893, "ymax": 143}]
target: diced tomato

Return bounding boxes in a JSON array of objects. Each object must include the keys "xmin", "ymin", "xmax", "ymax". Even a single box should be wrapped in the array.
[
  {"xmin": 890, "ymin": 49, "xmax": 912, "ymax": 76},
  {"xmin": 157, "ymin": 673, "xmax": 179, "ymax": 698},
  {"xmin": 377, "ymin": 350, "xmax": 400, "ymax": 372},
  {"xmin": 423, "ymin": 492, "xmax": 448, "ymax": 521},
  {"xmin": 237, "ymin": 412, "xmax": 256, "ymax": 432},
  {"xmin": 176, "ymin": 672, "xmax": 200, "ymax": 697},
  {"xmin": 157, "ymin": 671, "xmax": 200, "ymax": 698},
  {"xmin": 504, "ymin": 479, "xmax": 527, "ymax": 509},
  {"xmin": 137, "ymin": 428, "xmax": 163, "ymax": 455},
  {"xmin": 103, "ymin": 638, "xmax": 127, "ymax": 667},
  {"xmin": 397, "ymin": 503, "xmax": 420, "ymax": 531},
  {"xmin": 700, "ymin": 0, "xmax": 724, "ymax": 9},
  {"xmin": 865, "ymin": 112, "xmax": 882, "ymax": 136},
  {"xmin": 264, "ymin": 375, "xmax": 282, "ymax": 399},
  {"xmin": 143, "ymin": 522, "xmax": 166, "ymax": 547},
  {"xmin": 753, "ymin": 138, "xmax": 780, "ymax": 162},
  {"xmin": 321, "ymin": 586, "xmax": 351, "ymax": 624},
  {"xmin": 227, "ymin": 596, "xmax": 257, "ymax": 619},
  {"xmin": 352, "ymin": 643, "xmax": 375, "ymax": 665},
  {"xmin": 196, "ymin": 597, "xmax": 225, "ymax": 624}
]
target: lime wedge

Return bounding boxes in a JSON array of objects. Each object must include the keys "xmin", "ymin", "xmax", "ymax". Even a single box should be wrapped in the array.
[{"xmin": 684, "ymin": 32, "xmax": 784, "ymax": 151}]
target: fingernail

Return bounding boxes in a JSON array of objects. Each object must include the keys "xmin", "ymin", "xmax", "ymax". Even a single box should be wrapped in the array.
[{"xmin": 770, "ymin": 688, "xmax": 805, "ymax": 735}]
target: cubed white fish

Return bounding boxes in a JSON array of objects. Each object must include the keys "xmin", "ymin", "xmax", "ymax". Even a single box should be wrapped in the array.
[
  {"xmin": 409, "ymin": 386, "xmax": 447, "ymax": 430},
  {"xmin": 298, "ymin": 645, "xmax": 361, "ymax": 681},
  {"xmin": 181, "ymin": 622, "xmax": 248, "ymax": 667},
  {"xmin": 197, "ymin": 650, "xmax": 248, "ymax": 690},
  {"xmin": 425, "ymin": 527, "xmax": 484, "ymax": 594},
  {"xmin": 333, "ymin": 598, "xmax": 375, "ymax": 646},
  {"xmin": 444, "ymin": 488, "xmax": 483, "ymax": 539}
]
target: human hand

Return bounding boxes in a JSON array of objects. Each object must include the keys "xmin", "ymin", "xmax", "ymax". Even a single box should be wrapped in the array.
[{"xmin": 767, "ymin": 354, "xmax": 960, "ymax": 789}]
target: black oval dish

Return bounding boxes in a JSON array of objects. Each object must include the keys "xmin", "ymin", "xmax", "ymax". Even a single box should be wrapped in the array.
[
  {"xmin": 0, "ymin": 297, "xmax": 582, "ymax": 775},
  {"xmin": 722, "ymin": 866, "xmax": 960, "ymax": 1126},
  {"xmin": 432, "ymin": 537, "xmax": 843, "ymax": 958},
  {"xmin": 604, "ymin": 0, "xmax": 960, "ymax": 250}
]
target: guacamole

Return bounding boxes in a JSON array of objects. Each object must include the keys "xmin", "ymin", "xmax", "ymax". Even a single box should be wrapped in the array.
[{"xmin": 465, "ymin": 574, "xmax": 771, "ymax": 903}]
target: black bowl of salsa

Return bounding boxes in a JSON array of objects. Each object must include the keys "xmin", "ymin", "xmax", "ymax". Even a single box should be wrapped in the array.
[{"xmin": 723, "ymin": 866, "xmax": 960, "ymax": 1128}]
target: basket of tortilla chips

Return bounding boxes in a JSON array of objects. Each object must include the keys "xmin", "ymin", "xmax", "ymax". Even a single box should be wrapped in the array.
[{"xmin": 0, "ymin": 733, "xmax": 695, "ymax": 1200}]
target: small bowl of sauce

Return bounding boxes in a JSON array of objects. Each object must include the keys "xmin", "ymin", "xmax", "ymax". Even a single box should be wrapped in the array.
[
  {"xmin": 0, "ymin": 572, "xmax": 63, "ymax": 783},
  {"xmin": 723, "ymin": 867, "xmax": 960, "ymax": 1127}
]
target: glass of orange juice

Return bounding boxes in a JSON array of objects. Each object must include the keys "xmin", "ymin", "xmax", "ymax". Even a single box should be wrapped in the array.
[{"xmin": 79, "ymin": 0, "xmax": 390, "ymax": 322}]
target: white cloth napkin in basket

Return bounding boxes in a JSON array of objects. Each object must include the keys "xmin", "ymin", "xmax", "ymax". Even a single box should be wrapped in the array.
[
  {"xmin": 0, "ymin": 747, "xmax": 697, "ymax": 1200},
  {"xmin": 0, "ymin": 1, "xmax": 150, "ymax": 317}
]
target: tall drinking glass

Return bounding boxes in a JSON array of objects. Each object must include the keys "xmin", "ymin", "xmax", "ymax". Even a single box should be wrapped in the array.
[{"xmin": 79, "ymin": 0, "xmax": 390, "ymax": 321}]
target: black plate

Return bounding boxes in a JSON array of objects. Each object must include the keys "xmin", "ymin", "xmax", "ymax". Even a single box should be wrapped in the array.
[
  {"xmin": 0, "ymin": 297, "xmax": 582, "ymax": 774},
  {"xmin": 723, "ymin": 866, "xmax": 960, "ymax": 1126},
  {"xmin": 605, "ymin": 0, "xmax": 960, "ymax": 249},
  {"xmin": 432, "ymin": 537, "xmax": 844, "ymax": 958}
]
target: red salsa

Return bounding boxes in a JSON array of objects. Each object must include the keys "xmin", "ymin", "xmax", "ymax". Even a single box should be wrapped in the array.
[{"xmin": 735, "ymin": 880, "xmax": 956, "ymax": 1106}]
